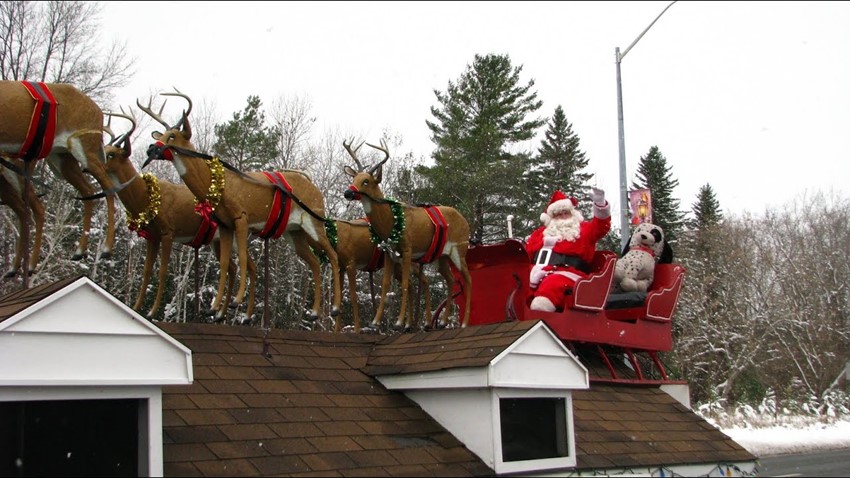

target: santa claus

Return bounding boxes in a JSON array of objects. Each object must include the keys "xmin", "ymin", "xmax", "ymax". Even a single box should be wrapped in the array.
[{"xmin": 525, "ymin": 187, "xmax": 611, "ymax": 312}]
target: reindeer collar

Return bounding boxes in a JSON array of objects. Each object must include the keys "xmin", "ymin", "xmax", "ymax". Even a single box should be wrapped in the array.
[
  {"xmin": 369, "ymin": 198, "xmax": 405, "ymax": 255},
  {"xmin": 194, "ymin": 156, "xmax": 225, "ymax": 213},
  {"xmin": 126, "ymin": 173, "xmax": 161, "ymax": 235}
]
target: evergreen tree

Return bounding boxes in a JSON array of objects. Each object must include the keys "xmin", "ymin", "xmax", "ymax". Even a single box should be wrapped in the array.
[
  {"xmin": 213, "ymin": 95, "xmax": 281, "ymax": 171},
  {"xmin": 631, "ymin": 146, "xmax": 686, "ymax": 243},
  {"xmin": 690, "ymin": 183, "xmax": 723, "ymax": 231},
  {"xmin": 419, "ymin": 53, "xmax": 544, "ymax": 244},
  {"xmin": 517, "ymin": 105, "xmax": 594, "ymax": 235}
]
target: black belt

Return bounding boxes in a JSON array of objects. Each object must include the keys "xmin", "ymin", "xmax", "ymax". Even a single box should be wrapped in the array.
[{"xmin": 533, "ymin": 250, "xmax": 590, "ymax": 273}]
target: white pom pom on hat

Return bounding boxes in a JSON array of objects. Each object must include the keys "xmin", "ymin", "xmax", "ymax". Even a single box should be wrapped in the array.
[{"xmin": 540, "ymin": 190, "xmax": 579, "ymax": 224}]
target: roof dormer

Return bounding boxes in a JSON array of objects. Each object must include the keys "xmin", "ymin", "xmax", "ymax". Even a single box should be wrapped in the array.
[{"xmin": 370, "ymin": 320, "xmax": 588, "ymax": 475}]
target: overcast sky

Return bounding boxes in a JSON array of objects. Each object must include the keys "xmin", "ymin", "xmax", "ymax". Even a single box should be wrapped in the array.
[{"xmin": 100, "ymin": 1, "xmax": 850, "ymax": 220}]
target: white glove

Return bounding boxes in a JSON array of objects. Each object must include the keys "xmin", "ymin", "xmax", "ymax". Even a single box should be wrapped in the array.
[
  {"xmin": 591, "ymin": 187, "xmax": 605, "ymax": 205},
  {"xmin": 542, "ymin": 235, "xmax": 558, "ymax": 248},
  {"xmin": 530, "ymin": 264, "xmax": 549, "ymax": 289}
]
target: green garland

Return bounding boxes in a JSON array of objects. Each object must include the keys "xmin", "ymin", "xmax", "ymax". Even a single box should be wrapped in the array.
[
  {"xmin": 310, "ymin": 219, "xmax": 339, "ymax": 265},
  {"xmin": 370, "ymin": 198, "xmax": 405, "ymax": 253}
]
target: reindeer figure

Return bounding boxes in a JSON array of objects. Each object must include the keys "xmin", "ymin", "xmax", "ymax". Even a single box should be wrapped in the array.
[
  {"xmin": 333, "ymin": 218, "xmax": 432, "ymax": 333},
  {"xmin": 139, "ymin": 90, "xmax": 342, "ymax": 321},
  {"xmin": 343, "ymin": 140, "xmax": 473, "ymax": 328},
  {"xmin": 103, "ymin": 111, "xmax": 256, "ymax": 321},
  {"xmin": 0, "ymin": 156, "xmax": 45, "ymax": 279},
  {"xmin": 0, "ymin": 80, "xmax": 116, "ymax": 261}
]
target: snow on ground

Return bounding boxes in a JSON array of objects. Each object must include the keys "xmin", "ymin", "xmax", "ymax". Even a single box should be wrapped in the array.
[{"xmin": 719, "ymin": 418, "xmax": 850, "ymax": 457}]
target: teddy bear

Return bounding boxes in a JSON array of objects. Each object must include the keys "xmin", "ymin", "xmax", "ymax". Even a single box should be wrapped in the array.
[{"xmin": 613, "ymin": 222, "xmax": 672, "ymax": 293}]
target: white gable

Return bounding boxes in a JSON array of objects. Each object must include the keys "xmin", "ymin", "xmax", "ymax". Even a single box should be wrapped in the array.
[
  {"xmin": 489, "ymin": 321, "xmax": 588, "ymax": 389},
  {"xmin": 0, "ymin": 277, "xmax": 192, "ymax": 386},
  {"xmin": 378, "ymin": 320, "xmax": 588, "ymax": 391}
]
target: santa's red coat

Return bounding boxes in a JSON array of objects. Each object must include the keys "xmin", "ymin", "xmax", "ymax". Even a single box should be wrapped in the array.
[
  {"xmin": 526, "ymin": 204, "xmax": 611, "ymax": 310},
  {"xmin": 526, "ymin": 215, "xmax": 611, "ymax": 264}
]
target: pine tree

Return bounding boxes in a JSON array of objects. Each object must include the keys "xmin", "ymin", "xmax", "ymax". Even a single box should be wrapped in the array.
[
  {"xmin": 518, "ymin": 105, "xmax": 594, "ymax": 235},
  {"xmin": 419, "ymin": 53, "xmax": 545, "ymax": 244},
  {"xmin": 213, "ymin": 95, "xmax": 281, "ymax": 171},
  {"xmin": 631, "ymin": 146, "xmax": 686, "ymax": 243},
  {"xmin": 690, "ymin": 183, "xmax": 723, "ymax": 231}
]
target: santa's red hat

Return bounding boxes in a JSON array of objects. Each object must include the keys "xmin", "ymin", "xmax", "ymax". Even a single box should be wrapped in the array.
[{"xmin": 540, "ymin": 190, "xmax": 579, "ymax": 224}]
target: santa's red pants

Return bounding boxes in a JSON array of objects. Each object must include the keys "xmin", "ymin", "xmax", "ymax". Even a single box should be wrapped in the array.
[{"xmin": 530, "ymin": 268, "xmax": 588, "ymax": 311}]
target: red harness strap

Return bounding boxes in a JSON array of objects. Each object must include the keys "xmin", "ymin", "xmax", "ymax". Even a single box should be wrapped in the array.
[
  {"xmin": 185, "ymin": 212, "xmax": 218, "ymax": 249},
  {"xmin": 417, "ymin": 206, "xmax": 448, "ymax": 264},
  {"xmin": 19, "ymin": 81, "xmax": 57, "ymax": 161},
  {"xmin": 364, "ymin": 247, "xmax": 385, "ymax": 272},
  {"xmin": 259, "ymin": 172, "xmax": 293, "ymax": 240}
]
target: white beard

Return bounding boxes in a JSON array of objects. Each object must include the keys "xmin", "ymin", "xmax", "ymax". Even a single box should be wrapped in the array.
[{"xmin": 544, "ymin": 210, "xmax": 583, "ymax": 242}]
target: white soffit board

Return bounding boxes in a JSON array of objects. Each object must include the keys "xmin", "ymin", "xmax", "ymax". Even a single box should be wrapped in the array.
[
  {"xmin": 489, "ymin": 321, "xmax": 589, "ymax": 389},
  {"xmin": 0, "ymin": 277, "xmax": 192, "ymax": 386}
]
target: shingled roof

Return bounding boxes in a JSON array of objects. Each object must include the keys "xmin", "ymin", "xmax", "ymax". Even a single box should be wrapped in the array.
[
  {"xmin": 156, "ymin": 320, "xmax": 756, "ymax": 476},
  {"xmin": 0, "ymin": 275, "xmax": 82, "ymax": 322}
]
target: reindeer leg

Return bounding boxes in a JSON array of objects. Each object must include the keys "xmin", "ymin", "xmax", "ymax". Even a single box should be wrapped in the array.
[
  {"xmin": 71, "ymin": 134, "xmax": 116, "ymax": 260},
  {"xmin": 149, "ymin": 235, "xmax": 172, "ymax": 319},
  {"xmin": 292, "ymin": 233, "xmax": 323, "ymax": 321},
  {"xmin": 245, "ymin": 254, "xmax": 257, "ymax": 323},
  {"xmin": 212, "ymin": 227, "xmax": 234, "ymax": 318},
  {"xmin": 395, "ymin": 250, "xmax": 412, "ymax": 330},
  {"xmin": 134, "ymin": 236, "xmax": 158, "ymax": 311},
  {"xmin": 27, "ymin": 185, "xmax": 44, "ymax": 275},
  {"xmin": 323, "ymin": 241, "xmax": 342, "ymax": 318},
  {"xmin": 232, "ymin": 214, "xmax": 250, "ymax": 306},
  {"xmin": 372, "ymin": 254, "xmax": 394, "ymax": 329},
  {"xmin": 99, "ymin": 192, "xmax": 116, "ymax": 260}
]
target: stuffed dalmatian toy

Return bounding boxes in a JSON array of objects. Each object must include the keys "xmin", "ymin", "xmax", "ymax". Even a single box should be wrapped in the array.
[{"xmin": 613, "ymin": 222, "xmax": 672, "ymax": 293}]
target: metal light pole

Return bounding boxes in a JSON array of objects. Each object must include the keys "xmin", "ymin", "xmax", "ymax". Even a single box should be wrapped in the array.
[{"xmin": 615, "ymin": 0, "xmax": 677, "ymax": 251}]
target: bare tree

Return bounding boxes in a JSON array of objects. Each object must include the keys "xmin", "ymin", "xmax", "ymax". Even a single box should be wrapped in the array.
[
  {"xmin": 0, "ymin": 1, "xmax": 134, "ymax": 105},
  {"xmin": 269, "ymin": 93, "xmax": 316, "ymax": 170}
]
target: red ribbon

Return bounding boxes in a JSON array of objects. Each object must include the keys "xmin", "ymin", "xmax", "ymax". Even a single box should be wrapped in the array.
[{"xmin": 195, "ymin": 200, "xmax": 213, "ymax": 220}]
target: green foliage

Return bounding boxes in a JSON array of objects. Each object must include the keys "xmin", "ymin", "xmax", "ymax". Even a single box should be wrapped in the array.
[
  {"xmin": 419, "ymin": 53, "xmax": 545, "ymax": 244},
  {"xmin": 690, "ymin": 183, "xmax": 723, "ymax": 230},
  {"xmin": 213, "ymin": 95, "xmax": 281, "ymax": 171},
  {"xmin": 514, "ymin": 105, "xmax": 594, "ymax": 236},
  {"xmin": 631, "ymin": 146, "xmax": 686, "ymax": 243}
]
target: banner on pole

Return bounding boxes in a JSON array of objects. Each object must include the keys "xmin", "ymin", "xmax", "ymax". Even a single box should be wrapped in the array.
[{"xmin": 629, "ymin": 188, "xmax": 652, "ymax": 225}]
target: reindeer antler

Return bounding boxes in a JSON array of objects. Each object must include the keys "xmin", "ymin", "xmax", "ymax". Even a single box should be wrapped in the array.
[
  {"xmin": 365, "ymin": 139, "xmax": 390, "ymax": 176},
  {"xmin": 137, "ymin": 96, "xmax": 170, "ymax": 130},
  {"xmin": 103, "ymin": 114, "xmax": 118, "ymax": 146},
  {"xmin": 162, "ymin": 87, "xmax": 193, "ymax": 130},
  {"xmin": 343, "ymin": 138, "xmax": 366, "ymax": 171},
  {"xmin": 104, "ymin": 107, "xmax": 137, "ymax": 148}
]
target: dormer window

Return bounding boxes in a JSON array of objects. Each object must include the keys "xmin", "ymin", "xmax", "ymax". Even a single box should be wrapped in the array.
[{"xmin": 493, "ymin": 390, "xmax": 576, "ymax": 474}]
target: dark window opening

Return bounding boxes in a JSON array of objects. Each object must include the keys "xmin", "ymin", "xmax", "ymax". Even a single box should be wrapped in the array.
[
  {"xmin": 0, "ymin": 399, "xmax": 141, "ymax": 477},
  {"xmin": 500, "ymin": 397, "xmax": 569, "ymax": 462}
]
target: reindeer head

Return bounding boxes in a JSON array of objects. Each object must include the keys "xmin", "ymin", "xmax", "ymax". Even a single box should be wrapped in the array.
[
  {"xmin": 103, "ymin": 108, "xmax": 136, "ymax": 173},
  {"xmin": 138, "ymin": 88, "xmax": 194, "ymax": 168},
  {"xmin": 343, "ymin": 139, "xmax": 389, "ymax": 202}
]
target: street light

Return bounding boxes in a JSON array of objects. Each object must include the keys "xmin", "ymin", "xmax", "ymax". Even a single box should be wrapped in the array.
[{"xmin": 615, "ymin": 0, "xmax": 677, "ymax": 251}]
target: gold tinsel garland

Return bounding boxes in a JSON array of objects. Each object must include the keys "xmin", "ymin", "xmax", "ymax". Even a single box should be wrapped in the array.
[
  {"xmin": 194, "ymin": 156, "xmax": 225, "ymax": 210},
  {"xmin": 126, "ymin": 173, "xmax": 161, "ymax": 231}
]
